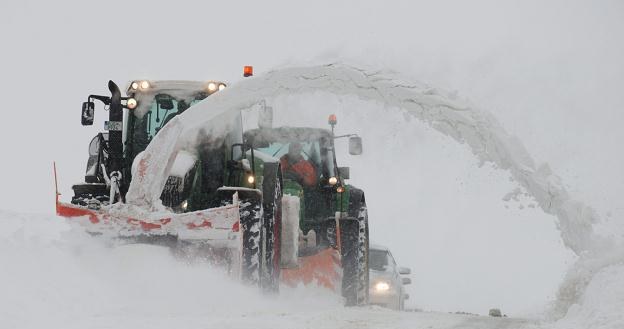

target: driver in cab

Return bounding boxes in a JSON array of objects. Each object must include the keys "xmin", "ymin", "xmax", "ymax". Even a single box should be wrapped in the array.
[{"xmin": 280, "ymin": 142, "xmax": 317, "ymax": 187}]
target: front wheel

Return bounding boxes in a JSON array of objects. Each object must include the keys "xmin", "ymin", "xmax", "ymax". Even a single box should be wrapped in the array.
[
  {"xmin": 239, "ymin": 197, "xmax": 263, "ymax": 285},
  {"xmin": 260, "ymin": 162, "xmax": 282, "ymax": 293},
  {"xmin": 340, "ymin": 205, "xmax": 369, "ymax": 306}
]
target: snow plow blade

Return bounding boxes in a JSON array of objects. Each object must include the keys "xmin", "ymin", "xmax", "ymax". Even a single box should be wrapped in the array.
[
  {"xmin": 56, "ymin": 197, "xmax": 241, "ymax": 245},
  {"xmin": 281, "ymin": 248, "xmax": 342, "ymax": 293}
]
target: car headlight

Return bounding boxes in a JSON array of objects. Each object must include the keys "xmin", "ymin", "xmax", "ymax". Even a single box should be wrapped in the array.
[{"xmin": 374, "ymin": 281, "xmax": 390, "ymax": 292}]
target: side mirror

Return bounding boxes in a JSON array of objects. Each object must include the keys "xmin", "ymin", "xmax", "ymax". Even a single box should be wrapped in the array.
[
  {"xmin": 338, "ymin": 167, "xmax": 350, "ymax": 180},
  {"xmin": 81, "ymin": 101, "xmax": 95, "ymax": 126},
  {"xmin": 398, "ymin": 267, "xmax": 411, "ymax": 275},
  {"xmin": 402, "ymin": 277, "xmax": 412, "ymax": 285},
  {"xmin": 348, "ymin": 136, "xmax": 363, "ymax": 155}
]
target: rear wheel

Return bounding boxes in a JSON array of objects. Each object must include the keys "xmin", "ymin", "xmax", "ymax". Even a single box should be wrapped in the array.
[
  {"xmin": 260, "ymin": 162, "xmax": 283, "ymax": 293},
  {"xmin": 239, "ymin": 198, "xmax": 263, "ymax": 285},
  {"xmin": 355, "ymin": 204, "xmax": 370, "ymax": 305},
  {"xmin": 340, "ymin": 204, "xmax": 369, "ymax": 306}
]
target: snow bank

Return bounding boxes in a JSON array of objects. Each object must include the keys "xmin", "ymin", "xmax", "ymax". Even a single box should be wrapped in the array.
[
  {"xmin": 549, "ymin": 260, "xmax": 624, "ymax": 329},
  {"xmin": 0, "ymin": 210, "xmax": 347, "ymax": 329}
]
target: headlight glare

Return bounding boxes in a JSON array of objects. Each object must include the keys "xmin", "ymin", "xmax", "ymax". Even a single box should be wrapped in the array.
[
  {"xmin": 126, "ymin": 98, "xmax": 137, "ymax": 110},
  {"xmin": 374, "ymin": 281, "xmax": 390, "ymax": 292},
  {"xmin": 328, "ymin": 176, "xmax": 338, "ymax": 185},
  {"xmin": 208, "ymin": 82, "xmax": 217, "ymax": 92}
]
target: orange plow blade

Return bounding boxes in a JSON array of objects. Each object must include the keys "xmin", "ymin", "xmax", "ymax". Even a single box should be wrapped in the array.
[
  {"xmin": 56, "ymin": 200, "xmax": 241, "ymax": 245},
  {"xmin": 281, "ymin": 248, "xmax": 342, "ymax": 292}
]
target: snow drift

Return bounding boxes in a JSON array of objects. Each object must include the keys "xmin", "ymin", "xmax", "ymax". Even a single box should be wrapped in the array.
[{"xmin": 0, "ymin": 210, "xmax": 347, "ymax": 329}]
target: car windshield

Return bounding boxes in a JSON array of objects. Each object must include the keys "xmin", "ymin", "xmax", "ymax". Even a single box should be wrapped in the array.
[{"xmin": 369, "ymin": 249, "xmax": 392, "ymax": 272}]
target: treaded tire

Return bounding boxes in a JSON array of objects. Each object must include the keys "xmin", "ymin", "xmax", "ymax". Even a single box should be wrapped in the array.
[
  {"xmin": 260, "ymin": 162, "xmax": 283, "ymax": 293},
  {"xmin": 341, "ymin": 198, "xmax": 370, "ymax": 306},
  {"xmin": 355, "ymin": 204, "xmax": 370, "ymax": 305},
  {"xmin": 240, "ymin": 198, "xmax": 263, "ymax": 286}
]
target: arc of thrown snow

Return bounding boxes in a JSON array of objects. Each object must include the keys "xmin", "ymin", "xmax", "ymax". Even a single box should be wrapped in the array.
[{"xmin": 125, "ymin": 63, "xmax": 598, "ymax": 256}]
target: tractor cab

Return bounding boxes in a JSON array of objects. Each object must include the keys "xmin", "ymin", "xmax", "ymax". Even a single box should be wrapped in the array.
[
  {"xmin": 123, "ymin": 80, "xmax": 227, "ymax": 171},
  {"xmin": 244, "ymin": 124, "xmax": 363, "ymax": 240},
  {"xmin": 73, "ymin": 80, "xmax": 228, "ymax": 208}
]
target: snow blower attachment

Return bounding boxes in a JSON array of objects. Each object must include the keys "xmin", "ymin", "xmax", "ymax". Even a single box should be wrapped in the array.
[{"xmin": 57, "ymin": 78, "xmax": 370, "ymax": 304}]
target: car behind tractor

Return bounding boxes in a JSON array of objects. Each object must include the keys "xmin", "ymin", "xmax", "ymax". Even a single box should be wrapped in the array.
[{"xmin": 56, "ymin": 74, "xmax": 370, "ymax": 304}]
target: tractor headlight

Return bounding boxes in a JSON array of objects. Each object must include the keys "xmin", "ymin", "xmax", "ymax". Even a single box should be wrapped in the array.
[
  {"xmin": 374, "ymin": 281, "xmax": 391, "ymax": 293},
  {"xmin": 247, "ymin": 175, "xmax": 255, "ymax": 184},
  {"xmin": 328, "ymin": 176, "xmax": 338, "ymax": 185},
  {"xmin": 218, "ymin": 83, "xmax": 226, "ymax": 91},
  {"xmin": 130, "ymin": 81, "xmax": 139, "ymax": 91},
  {"xmin": 181, "ymin": 200, "xmax": 188, "ymax": 211},
  {"xmin": 126, "ymin": 98, "xmax": 137, "ymax": 110},
  {"xmin": 140, "ymin": 80, "xmax": 150, "ymax": 90},
  {"xmin": 208, "ymin": 82, "xmax": 217, "ymax": 92}
]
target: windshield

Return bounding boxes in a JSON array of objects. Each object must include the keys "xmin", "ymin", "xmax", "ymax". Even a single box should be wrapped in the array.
[
  {"xmin": 370, "ymin": 249, "xmax": 393, "ymax": 272},
  {"xmin": 135, "ymin": 94, "xmax": 204, "ymax": 141},
  {"xmin": 128, "ymin": 93, "xmax": 204, "ymax": 158},
  {"xmin": 256, "ymin": 141, "xmax": 322, "ymax": 167}
]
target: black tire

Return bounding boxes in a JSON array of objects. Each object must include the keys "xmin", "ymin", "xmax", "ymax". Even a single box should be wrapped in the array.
[
  {"xmin": 260, "ymin": 162, "xmax": 283, "ymax": 293},
  {"xmin": 355, "ymin": 203, "xmax": 370, "ymax": 305},
  {"xmin": 239, "ymin": 197, "xmax": 263, "ymax": 285},
  {"xmin": 340, "ymin": 217, "xmax": 360, "ymax": 306},
  {"xmin": 341, "ymin": 193, "xmax": 370, "ymax": 307}
]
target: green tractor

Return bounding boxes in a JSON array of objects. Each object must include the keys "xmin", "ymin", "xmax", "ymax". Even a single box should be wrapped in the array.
[{"xmin": 57, "ymin": 77, "xmax": 369, "ymax": 304}]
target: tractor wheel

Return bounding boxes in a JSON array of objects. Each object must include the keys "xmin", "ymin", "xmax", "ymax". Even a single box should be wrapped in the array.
[
  {"xmin": 355, "ymin": 204, "xmax": 370, "ymax": 305},
  {"xmin": 341, "ymin": 201, "xmax": 370, "ymax": 306},
  {"xmin": 260, "ymin": 162, "xmax": 283, "ymax": 293},
  {"xmin": 239, "ymin": 197, "xmax": 263, "ymax": 286}
]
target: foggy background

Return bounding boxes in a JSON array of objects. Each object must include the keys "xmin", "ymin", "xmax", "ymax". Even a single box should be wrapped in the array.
[{"xmin": 1, "ymin": 0, "xmax": 622, "ymax": 316}]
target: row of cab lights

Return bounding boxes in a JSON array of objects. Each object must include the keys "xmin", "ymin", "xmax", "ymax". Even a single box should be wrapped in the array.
[
  {"xmin": 129, "ymin": 80, "xmax": 227, "ymax": 93},
  {"xmin": 124, "ymin": 80, "xmax": 227, "ymax": 110}
]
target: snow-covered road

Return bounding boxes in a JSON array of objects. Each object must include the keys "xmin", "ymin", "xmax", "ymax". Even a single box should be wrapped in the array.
[
  {"xmin": 2, "ymin": 210, "xmax": 622, "ymax": 329},
  {"xmin": 1, "ymin": 210, "xmax": 532, "ymax": 329},
  {"xmin": 49, "ymin": 308, "xmax": 534, "ymax": 329}
]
